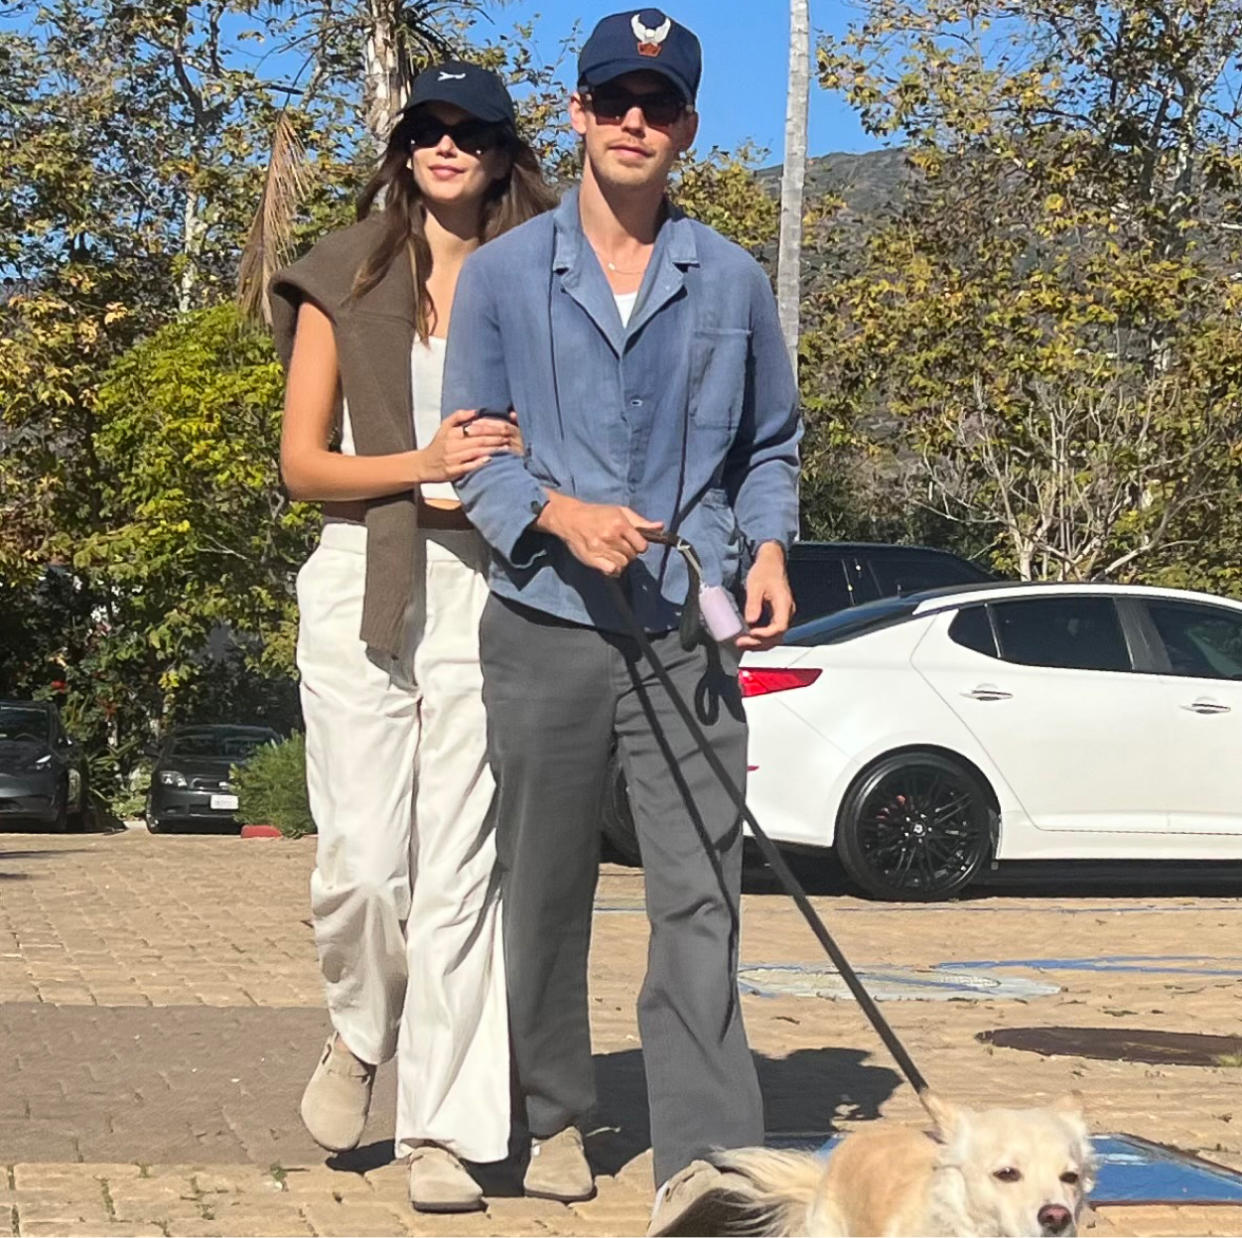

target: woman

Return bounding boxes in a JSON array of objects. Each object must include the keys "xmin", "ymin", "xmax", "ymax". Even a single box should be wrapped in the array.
[{"xmin": 269, "ymin": 63, "xmax": 555, "ymax": 1213}]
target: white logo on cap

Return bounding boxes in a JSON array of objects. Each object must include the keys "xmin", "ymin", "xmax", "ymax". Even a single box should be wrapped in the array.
[
  {"xmin": 631, "ymin": 12, "xmax": 672, "ymax": 56},
  {"xmin": 437, "ymin": 70, "xmax": 467, "ymax": 80}
]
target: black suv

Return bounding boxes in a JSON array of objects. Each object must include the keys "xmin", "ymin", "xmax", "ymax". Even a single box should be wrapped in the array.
[
  {"xmin": 0, "ymin": 700, "xmax": 90, "ymax": 831},
  {"xmin": 600, "ymin": 541, "xmax": 996, "ymax": 862},
  {"xmin": 146, "ymin": 725, "xmax": 280, "ymax": 834},
  {"xmin": 786, "ymin": 541, "xmax": 995, "ymax": 624}
]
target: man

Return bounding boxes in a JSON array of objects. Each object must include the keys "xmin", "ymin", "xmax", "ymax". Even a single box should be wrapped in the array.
[{"xmin": 442, "ymin": 8, "xmax": 801, "ymax": 1229}]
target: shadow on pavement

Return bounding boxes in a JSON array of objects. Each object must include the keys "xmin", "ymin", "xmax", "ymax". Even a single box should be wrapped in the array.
[
  {"xmin": 0, "ymin": 846, "xmax": 97, "ymax": 880},
  {"xmin": 328, "ymin": 1045, "xmax": 901, "ymax": 1190},
  {"xmin": 585, "ymin": 1045, "xmax": 901, "ymax": 1177},
  {"xmin": 741, "ymin": 849, "xmax": 1242, "ymax": 901}
]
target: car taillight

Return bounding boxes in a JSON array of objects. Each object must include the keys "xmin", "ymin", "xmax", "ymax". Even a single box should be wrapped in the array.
[{"xmin": 738, "ymin": 668, "xmax": 822, "ymax": 697}]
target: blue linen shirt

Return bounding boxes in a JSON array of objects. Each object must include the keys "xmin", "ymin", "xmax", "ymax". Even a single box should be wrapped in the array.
[{"xmin": 442, "ymin": 188, "xmax": 802, "ymax": 633}]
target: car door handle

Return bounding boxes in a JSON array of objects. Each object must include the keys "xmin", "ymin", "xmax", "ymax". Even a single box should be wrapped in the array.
[
  {"xmin": 964, "ymin": 684, "xmax": 1013, "ymax": 701},
  {"xmin": 1182, "ymin": 697, "xmax": 1231, "ymax": 715}
]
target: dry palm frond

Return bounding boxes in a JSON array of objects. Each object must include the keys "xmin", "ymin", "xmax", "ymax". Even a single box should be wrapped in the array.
[{"xmin": 237, "ymin": 111, "xmax": 310, "ymax": 327}]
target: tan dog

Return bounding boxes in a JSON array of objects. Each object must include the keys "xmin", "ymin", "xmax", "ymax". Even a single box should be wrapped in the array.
[{"xmin": 661, "ymin": 1094, "xmax": 1095, "ymax": 1237}]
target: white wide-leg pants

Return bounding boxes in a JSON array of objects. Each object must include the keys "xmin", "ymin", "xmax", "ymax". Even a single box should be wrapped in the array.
[{"xmin": 296, "ymin": 521, "xmax": 508, "ymax": 1163}]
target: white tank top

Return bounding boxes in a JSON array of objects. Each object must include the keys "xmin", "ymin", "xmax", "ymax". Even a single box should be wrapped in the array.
[
  {"xmin": 615, "ymin": 290, "xmax": 638, "ymax": 326},
  {"xmin": 338, "ymin": 335, "xmax": 454, "ymax": 502}
]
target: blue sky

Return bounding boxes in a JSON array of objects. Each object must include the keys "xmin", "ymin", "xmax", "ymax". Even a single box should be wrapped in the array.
[
  {"xmin": 2, "ymin": 1, "xmax": 879, "ymax": 164},
  {"xmin": 466, "ymin": 1, "xmax": 879, "ymax": 162}
]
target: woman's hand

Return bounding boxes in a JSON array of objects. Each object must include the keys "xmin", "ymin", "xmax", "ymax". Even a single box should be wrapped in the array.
[
  {"xmin": 422, "ymin": 409, "xmax": 522, "ymax": 483},
  {"xmin": 504, "ymin": 410, "xmax": 525, "ymax": 457}
]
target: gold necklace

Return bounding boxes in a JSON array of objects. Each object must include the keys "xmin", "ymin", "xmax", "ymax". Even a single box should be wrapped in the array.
[{"xmin": 591, "ymin": 243, "xmax": 651, "ymax": 276}]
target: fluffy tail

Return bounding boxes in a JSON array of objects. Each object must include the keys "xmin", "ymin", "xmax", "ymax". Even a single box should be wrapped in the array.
[{"xmin": 713, "ymin": 1148, "xmax": 834, "ymax": 1237}]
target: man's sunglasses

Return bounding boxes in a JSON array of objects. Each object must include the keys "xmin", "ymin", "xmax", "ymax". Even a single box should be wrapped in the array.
[
  {"xmin": 583, "ymin": 86, "xmax": 688, "ymax": 128},
  {"xmin": 407, "ymin": 116, "xmax": 509, "ymax": 155}
]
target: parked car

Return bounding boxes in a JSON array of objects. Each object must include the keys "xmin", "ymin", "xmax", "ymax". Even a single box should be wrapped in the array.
[
  {"xmin": 786, "ymin": 541, "xmax": 995, "ymax": 624},
  {"xmin": 605, "ymin": 582, "xmax": 1242, "ymax": 899},
  {"xmin": 601, "ymin": 541, "xmax": 995, "ymax": 862},
  {"xmin": 0, "ymin": 699, "xmax": 89, "ymax": 831},
  {"xmin": 146, "ymin": 724, "xmax": 280, "ymax": 833}
]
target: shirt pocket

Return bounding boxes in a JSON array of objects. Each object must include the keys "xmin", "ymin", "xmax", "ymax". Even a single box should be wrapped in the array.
[{"xmin": 689, "ymin": 328, "xmax": 750, "ymax": 431}]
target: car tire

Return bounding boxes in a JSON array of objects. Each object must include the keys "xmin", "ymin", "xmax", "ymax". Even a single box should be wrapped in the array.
[
  {"xmin": 67, "ymin": 773, "xmax": 89, "ymax": 831},
  {"xmin": 600, "ymin": 748, "xmax": 641, "ymax": 866},
  {"xmin": 835, "ymin": 750, "xmax": 994, "ymax": 902},
  {"xmin": 48, "ymin": 786, "xmax": 69, "ymax": 834},
  {"xmin": 146, "ymin": 817, "xmax": 170, "ymax": 834}
]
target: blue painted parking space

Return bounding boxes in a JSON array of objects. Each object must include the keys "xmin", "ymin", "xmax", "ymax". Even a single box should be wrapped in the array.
[
  {"xmin": 768, "ymin": 1133, "xmax": 1242, "ymax": 1205},
  {"xmin": 939, "ymin": 954, "xmax": 1242, "ymax": 977}
]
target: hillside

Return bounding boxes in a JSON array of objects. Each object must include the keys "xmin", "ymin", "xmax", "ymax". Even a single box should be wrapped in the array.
[{"xmin": 756, "ymin": 147, "xmax": 910, "ymax": 220}]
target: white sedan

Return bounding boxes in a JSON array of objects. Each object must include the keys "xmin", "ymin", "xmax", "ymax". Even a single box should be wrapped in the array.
[{"xmin": 740, "ymin": 582, "xmax": 1242, "ymax": 899}]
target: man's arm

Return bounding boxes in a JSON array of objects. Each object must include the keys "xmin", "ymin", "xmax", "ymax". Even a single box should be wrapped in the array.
[
  {"xmin": 442, "ymin": 253, "xmax": 549, "ymax": 564},
  {"xmin": 725, "ymin": 262, "xmax": 803, "ymax": 648},
  {"xmin": 444, "ymin": 252, "xmax": 663, "ymax": 575}
]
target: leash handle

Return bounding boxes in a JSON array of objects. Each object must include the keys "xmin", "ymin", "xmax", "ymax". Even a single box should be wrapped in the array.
[{"xmin": 607, "ymin": 575, "xmax": 930, "ymax": 1100}]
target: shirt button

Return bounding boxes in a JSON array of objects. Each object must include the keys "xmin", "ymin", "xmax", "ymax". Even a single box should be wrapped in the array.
[{"xmin": 630, "ymin": 398, "xmax": 643, "ymax": 407}]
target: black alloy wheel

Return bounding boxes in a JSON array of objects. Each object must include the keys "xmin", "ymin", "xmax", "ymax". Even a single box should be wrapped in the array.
[{"xmin": 835, "ymin": 751, "xmax": 993, "ymax": 901}]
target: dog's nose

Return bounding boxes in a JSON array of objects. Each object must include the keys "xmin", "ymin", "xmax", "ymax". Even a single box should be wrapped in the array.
[{"xmin": 1038, "ymin": 1203, "xmax": 1073, "ymax": 1235}]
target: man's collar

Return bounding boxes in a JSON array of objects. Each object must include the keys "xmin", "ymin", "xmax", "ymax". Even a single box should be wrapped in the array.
[{"xmin": 552, "ymin": 186, "xmax": 699, "ymax": 273}]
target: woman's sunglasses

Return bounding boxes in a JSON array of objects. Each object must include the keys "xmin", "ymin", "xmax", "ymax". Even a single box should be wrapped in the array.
[
  {"xmin": 407, "ymin": 116, "xmax": 509, "ymax": 156},
  {"xmin": 584, "ymin": 85, "xmax": 688, "ymax": 128}
]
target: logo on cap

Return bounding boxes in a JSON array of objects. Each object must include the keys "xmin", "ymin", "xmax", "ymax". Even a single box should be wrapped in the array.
[
  {"xmin": 631, "ymin": 12, "xmax": 672, "ymax": 57},
  {"xmin": 437, "ymin": 70, "xmax": 467, "ymax": 80}
]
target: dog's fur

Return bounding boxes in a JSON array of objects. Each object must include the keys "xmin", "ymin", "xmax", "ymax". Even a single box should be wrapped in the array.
[{"xmin": 663, "ymin": 1094, "xmax": 1095, "ymax": 1237}]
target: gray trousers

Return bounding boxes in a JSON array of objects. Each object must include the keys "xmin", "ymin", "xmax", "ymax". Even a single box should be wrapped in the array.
[{"xmin": 479, "ymin": 594, "xmax": 764, "ymax": 1186}]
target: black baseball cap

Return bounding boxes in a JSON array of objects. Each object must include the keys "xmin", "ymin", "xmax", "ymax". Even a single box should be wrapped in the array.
[
  {"xmin": 578, "ymin": 8, "xmax": 702, "ymax": 105},
  {"xmin": 404, "ymin": 61, "xmax": 517, "ymax": 130}
]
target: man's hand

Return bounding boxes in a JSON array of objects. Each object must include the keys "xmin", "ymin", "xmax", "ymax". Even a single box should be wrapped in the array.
[
  {"xmin": 536, "ymin": 492, "xmax": 663, "ymax": 577},
  {"xmin": 736, "ymin": 542, "xmax": 794, "ymax": 650}
]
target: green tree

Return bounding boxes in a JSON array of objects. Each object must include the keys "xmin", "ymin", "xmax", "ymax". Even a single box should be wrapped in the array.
[
  {"xmin": 805, "ymin": 0, "xmax": 1242, "ymax": 585},
  {"xmin": 83, "ymin": 303, "xmax": 318, "ymax": 693}
]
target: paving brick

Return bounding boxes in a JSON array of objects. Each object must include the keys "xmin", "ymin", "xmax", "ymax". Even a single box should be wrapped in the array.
[
  {"xmin": 300, "ymin": 1202, "xmax": 413, "ymax": 1235},
  {"xmin": 20, "ymin": 1226, "xmax": 166, "ymax": 1238},
  {"xmin": 278, "ymin": 1167, "xmax": 376, "ymax": 1201},
  {"xmin": 12, "ymin": 1190, "xmax": 111, "ymax": 1225},
  {"xmin": 2, "ymin": 833, "xmax": 1241, "ymax": 1236}
]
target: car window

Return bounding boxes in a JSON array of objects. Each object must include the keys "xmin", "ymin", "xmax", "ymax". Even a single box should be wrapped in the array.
[
  {"xmin": 787, "ymin": 557, "xmax": 854, "ymax": 621},
  {"xmin": 168, "ymin": 730, "xmax": 277, "ymax": 759},
  {"xmin": 948, "ymin": 606, "xmax": 997, "ymax": 657},
  {"xmin": 0, "ymin": 707, "xmax": 51, "ymax": 744},
  {"xmin": 869, "ymin": 554, "xmax": 991, "ymax": 597},
  {"xmin": 990, "ymin": 597, "xmax": 1131, "ymax": 672},
  {"xmin": 1146, "ymin": 601, "xmax": 1242, "ymax": 680}
]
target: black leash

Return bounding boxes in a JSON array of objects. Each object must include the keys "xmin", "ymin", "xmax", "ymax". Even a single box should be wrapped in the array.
[{"xmin": 607, "ymin": 546, "xmax": 931, "ymax": 1103}]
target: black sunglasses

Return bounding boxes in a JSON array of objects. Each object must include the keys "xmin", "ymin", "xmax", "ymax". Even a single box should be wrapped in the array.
[
  {"xmin": 407, "ymin": 115, "xmax": 509, "ymax": 155},
  {"xmin": 584, "ymin": 85, "xmax": 688, "ymax": 128}
]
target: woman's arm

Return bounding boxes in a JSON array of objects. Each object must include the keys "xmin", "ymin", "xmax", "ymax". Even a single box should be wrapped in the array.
[{"xmin": 279, "ymin": 300, "xmax": 516, "ymax": 502}]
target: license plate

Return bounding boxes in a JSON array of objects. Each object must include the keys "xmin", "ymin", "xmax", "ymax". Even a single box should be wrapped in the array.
[{"xmin": 210, "ymin": 794, "xmax": 239, "ymax": 811}]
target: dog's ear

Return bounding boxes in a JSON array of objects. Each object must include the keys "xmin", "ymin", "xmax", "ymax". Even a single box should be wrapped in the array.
[
  {"xmin": 921, "ymin": 1091, "xmax": 966, "ymax": 1141},
  {"xmin": 1052, "ymin": 1091, "xmax": 1086, "ymax": 1121},
  {"xmin": 1052, "ymin": 1091, "xmax": 1091, "ymax": 1140}
]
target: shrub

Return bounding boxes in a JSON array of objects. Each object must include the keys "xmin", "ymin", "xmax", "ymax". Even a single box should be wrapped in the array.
[{"xmin": 233, "ymin": 732, "xmax": 315, "ymax": 838}]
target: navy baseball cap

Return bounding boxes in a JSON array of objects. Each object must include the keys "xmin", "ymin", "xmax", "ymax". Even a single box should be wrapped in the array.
[
  {"xmin": 578, "ymin": 8, "xmax": 702, "ymax": 105},
  {"xmin": 404, "ymin": 61, "xmax": 517, "ymax": 130}
]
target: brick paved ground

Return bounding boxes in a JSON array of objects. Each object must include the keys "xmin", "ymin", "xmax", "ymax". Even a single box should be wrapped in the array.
[{"xmin": 1, "ymin": 829, "xmax": 1240, "ymax": 1236}]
